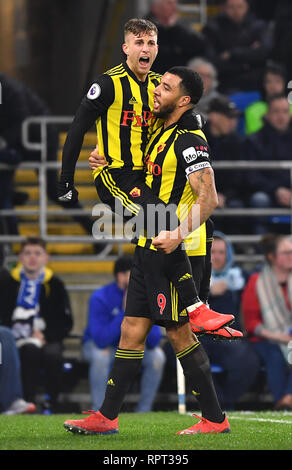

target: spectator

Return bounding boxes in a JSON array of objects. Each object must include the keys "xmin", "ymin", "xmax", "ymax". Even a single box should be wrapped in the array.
[
  {"xmin": 0, "ymin": 73, "xmax": 104, "ymax": 253},
  {"xmin": 245, "ymin": 63, "xmax": 292, "ymax": 135},
  {"xmin": 82, "ymin": 255, "xmax": 166, "ymax": 412},
  {"xmin": 145, "ymin": 0, "xmax": 205, "ymax": 74},
  {"xmin": 272, "ymin": 0, "xmax": 292, "ymax": 85},
  {"xmin": 203, "ymin": 96, "xmax": 246, "ymax": 233},
  {"xmin": 0, "ymin": 325, "xmax": 36, "ymax": 415},
  {"xmin": 200, "ymin": 232, "xmax": 260, "ymax": 410},
  {"xmin": 0, "ymin": 236, "xmax": 73, "ymax": 412},
  {"xmin": 187, "ymin": 57, "xmax": 220, "ymax": 120},
  {"xmin": 203, "ymin": 0, "xmax": 272, "ymax": 93},
  {"xmin": 245, "ymin": 94, "xmax": 292, "ymax": 234},
  {"xmin": 242, "ymin": 233, "xmax": 292, "ymax": 410}
]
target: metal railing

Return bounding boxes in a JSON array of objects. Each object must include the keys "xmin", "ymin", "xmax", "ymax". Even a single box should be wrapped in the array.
[{"xmin": 0, "ymin": 115, "xmax": 291, "ymax": 252}]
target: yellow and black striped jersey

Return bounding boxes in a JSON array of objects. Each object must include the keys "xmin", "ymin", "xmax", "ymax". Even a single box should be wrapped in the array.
[
  {"xmin": 81, "ymin": 62, "xmax": 161, "ymax": 177},
  {"xmin": 137, "ymin": 110, "xmax": 212, "ymax": 256}
]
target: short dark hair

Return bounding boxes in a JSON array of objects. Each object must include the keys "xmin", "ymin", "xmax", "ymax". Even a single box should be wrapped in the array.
[
  {"xmin": 124, "ymin": 18, "xmax": 158, "ymax": 37},
  {"xmin": 114, "ymin": 255, "xmax": 133, "ymax": 276},
  {"xmin": 264, "ymin": 62, "xmax": 287, "ymax": 82},
  {"xmin": 266, "ymin": 93, "xmax": 289, "ymax": 107},
  {"xmin": 21, "ymin": 236, "xmax": 47, "ymax": 252},
  {"xmin": 167, "ymin": 66, "xmax": 204, "ymax": 105},
  {"xmin": 260, "ymin": 233, "xmax": 285, "ymax": 261}
]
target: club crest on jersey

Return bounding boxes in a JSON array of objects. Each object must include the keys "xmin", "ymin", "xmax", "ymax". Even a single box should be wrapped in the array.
[
  {"xmin": 87, "ymin": 83, "xmax": 101, "ymax": 100},
  {"xmin": 129, "ymin": 187, "xmax": 141, "ymax": 198},
  {"xmin": 157, "ymin": 143, "xmax": 166, "ymax": 154}
]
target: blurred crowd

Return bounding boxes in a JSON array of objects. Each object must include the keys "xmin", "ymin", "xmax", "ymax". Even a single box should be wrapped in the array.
[{"xmin": 1, "ymin": 0, "xmax": 292, "ymax": 415}]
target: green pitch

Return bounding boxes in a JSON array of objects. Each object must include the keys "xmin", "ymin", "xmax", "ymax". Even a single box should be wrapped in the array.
[{"xmin": 0, "ymin": 411, "xmax": 291, "ymax": 451}]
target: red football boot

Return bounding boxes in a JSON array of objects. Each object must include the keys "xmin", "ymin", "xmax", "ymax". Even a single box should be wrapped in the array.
[
  {"xmin": 189, "ymin": 304, "xmax": 234, "ymax": 334},
  {"xmin": 176, "ymin": 413, "xmax": 231, "ymax": 435},
  {"xmin": 204, "ymin": 326, "xmax": 243, "ymax": 340},
  {"xmin": 64, "ymin": 410, "xmax": 118, "ymax": 435}
]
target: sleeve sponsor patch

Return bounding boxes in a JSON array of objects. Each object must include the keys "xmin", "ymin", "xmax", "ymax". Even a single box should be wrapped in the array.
[
  {"xmin": 185, "ymin": 161, "xmax": 211, "ymax": 178},
  {"xmin": 182, "ymin": 145, "xmax": 209, "ymax": 164},
  {"xmin": 87, "ymin": 83, "xmax": 101, "ymax": 100}
]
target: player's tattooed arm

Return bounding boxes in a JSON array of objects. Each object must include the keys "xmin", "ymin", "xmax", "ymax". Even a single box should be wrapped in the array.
[
  {"xmin": 172, "ymin": 166, "xmax": 218, "ymax": 244},
  {"xmin": 190, "ymin": 166, "xmax": 218, "ymax": 225}
]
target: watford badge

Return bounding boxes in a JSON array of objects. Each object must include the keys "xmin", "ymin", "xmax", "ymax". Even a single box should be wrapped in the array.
[
  {"xmin": 157, "ymin": 143, "xmax": 166, "ymax": 154},
  {"xmin": 129, "ymin": 187, "xmax": 141, "ymax": 198}
]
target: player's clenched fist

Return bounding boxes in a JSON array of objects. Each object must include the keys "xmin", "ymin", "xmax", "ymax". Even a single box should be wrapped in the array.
[{"xmin": 89, "ymin": 147, "xmax": 107, "ymax": 170}]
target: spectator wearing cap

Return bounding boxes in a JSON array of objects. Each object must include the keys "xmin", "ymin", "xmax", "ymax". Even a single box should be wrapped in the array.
[
  {"xmin": 82, "ymin": 256, "xmax": 166, "ymax": 412},
  {"xmin": 204, "ymin": 96, "xmax": 246, "ymax": 234},
  {"xmin": 244, "ymin": 94, "xmax": 292, "ymax": 234},
  {"xmin": 245, "ymin": 63, "xmax": 292, "ymax": 135},
  {"xmin": 203, "ymin": 0, "xmax": 272, "ymax": 93}
]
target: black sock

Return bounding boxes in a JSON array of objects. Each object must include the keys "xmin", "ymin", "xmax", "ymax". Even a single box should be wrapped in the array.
[
  {"xmin": 99, "ymin": 348, "xmax": 144, "ymax": 420},
  {"xmin": 177, "ymin": 342, "xmax": 224, "ymax": 423},
  {"xmin": 163, "ymin": 247, "xmax": 200, "ymax": 307},
  {"xmin": 199, "ymin": 218, "xmax": 214, "ymax": 303}
]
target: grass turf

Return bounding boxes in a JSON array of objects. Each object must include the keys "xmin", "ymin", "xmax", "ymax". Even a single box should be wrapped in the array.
[{"xmin": 0, "ymin": 411, "xmax": 291, "ymax": 451}]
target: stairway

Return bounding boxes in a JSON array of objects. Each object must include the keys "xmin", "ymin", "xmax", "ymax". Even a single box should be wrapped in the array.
[{"xmin": 13, "ymin": 131, "xmax": 135, "ymax": 276}]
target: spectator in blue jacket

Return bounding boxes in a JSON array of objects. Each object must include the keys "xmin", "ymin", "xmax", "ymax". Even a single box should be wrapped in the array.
[
  {"xmin": 82, "ymin": 256, "xmax": 166, "ymax": 412},
  {"xmin": 200, "ymin": 232, "xmax": 261, "ymax": 410}
]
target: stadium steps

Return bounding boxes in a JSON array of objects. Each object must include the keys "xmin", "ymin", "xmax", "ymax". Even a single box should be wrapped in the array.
[{"xmin": 11, "ymin": 131, "xmax": 133, "ymax": 276}]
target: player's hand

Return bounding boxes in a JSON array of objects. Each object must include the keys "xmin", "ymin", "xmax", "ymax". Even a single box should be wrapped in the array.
[
  {"xmin": 89, "ymin": 147, "xmax": 107, "ymax": 170},
  {"xmin": 152, "ymin": 230, "xmax": 181, "ymax": 254},
  {"xmin": 57, "ymin": 180, "xmax": 79, "ymax": 204}
]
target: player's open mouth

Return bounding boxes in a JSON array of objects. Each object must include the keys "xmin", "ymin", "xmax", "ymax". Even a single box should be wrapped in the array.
[
  {"xmin": 153, "ymin": 96, "xmax": 159, "ymax": 110},
  {"xmin": 139, "ymin": 57, "xmax": 150, "ymax": 65}
]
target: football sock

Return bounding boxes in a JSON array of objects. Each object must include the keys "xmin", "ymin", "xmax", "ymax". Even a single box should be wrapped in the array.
[
  {"xmin": 163, "ymin": 246, "xmax": 201, "ymax": 307},
  {"xmin": 177, "ymin": 342, "xmax": 224, "ymax": 423},
  {"xmin": 99, "ymin": 348, "xmax": 144, "ymax": 420},
  {"xmin": 199, "ymin": 218, "xmax": 214, "ymax": 303}
]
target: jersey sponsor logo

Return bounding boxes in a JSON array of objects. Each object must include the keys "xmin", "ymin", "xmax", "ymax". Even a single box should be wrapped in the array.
[
  {"xmin": 120, "ymin": 110, "xmax": 155, "ymax": 127},
  {"xmin": 87, "ymin": 83, "xmax": 101, "ymax": 100},
  {"xmin": 129, "ymin": 187, "xmax": 141, "ymax": 198},
  {"xmin": 182, "ymin": 145, "xmax": 209, "ymax": 164},
  {"xmin": 185, "ymin": 161, "xmax": 211, "ymax": 177},
  {"xmin": 182, "ymin": 146, "xmax": 198, "ymax": 163},
  {"xmin": 144, "ymin": 154, "xmax": 162, "ymax": 176}
]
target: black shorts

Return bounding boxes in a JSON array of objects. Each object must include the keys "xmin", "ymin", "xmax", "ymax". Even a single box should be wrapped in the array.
[
  {"xmin": 125, "ymin": 246, "xmax": 205, "ymax": 327},
  {"xmin": 95, "ymin": 168, "xmax": 179, "ymax": 237}
]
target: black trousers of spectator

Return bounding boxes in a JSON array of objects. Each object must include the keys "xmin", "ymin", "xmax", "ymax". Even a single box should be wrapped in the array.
[{"xmin": 18, "ymin": 342, "xmax": 63, "ymax": 404}]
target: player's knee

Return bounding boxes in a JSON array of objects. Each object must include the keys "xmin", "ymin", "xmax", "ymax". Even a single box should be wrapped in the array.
[
  {"xmin": 165, "ymin": 322, "xmax": 194, "ymax": 352},
  {"xmin": 119, "ymin": 316, "xmax": 148, "ymax": 350}
]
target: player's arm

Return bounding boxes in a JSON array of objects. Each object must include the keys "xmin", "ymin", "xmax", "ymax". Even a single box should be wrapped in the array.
[
  {"xmin": 176, "ymin": 166, "xmax": 218, "ymax": 241},
  {"xmin": 153, "ymin": 134, "xmax": 218, "ymax": 253},
  {"xmin": 58, "ymin": 76, "xmax": 114, "ymax": 203}
]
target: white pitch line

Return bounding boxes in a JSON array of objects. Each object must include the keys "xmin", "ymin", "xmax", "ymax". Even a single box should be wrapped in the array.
[
  {"xmin": 186, "ymin": 411, "xmax": 292, "ymax": 424},
  {"xmin": 231, "ymin": 416, "xmax": 292, "ymax": 425}
]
